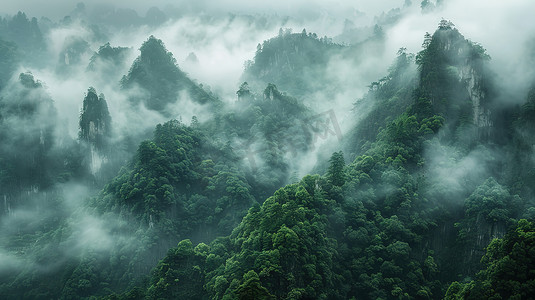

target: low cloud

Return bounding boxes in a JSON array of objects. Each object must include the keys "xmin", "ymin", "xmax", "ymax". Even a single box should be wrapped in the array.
[{"xmin": 422, "ymin": 139, "xmax": 498, "ymax": 204}]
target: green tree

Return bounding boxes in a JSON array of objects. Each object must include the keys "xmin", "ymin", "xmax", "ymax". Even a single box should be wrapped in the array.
[
  {"xmin": 446, "ymin": 219, "xmax": 535, "ymax": 299},
  {"xmin": 327, "ymin": 151, "xmax": 346, "ymax": 187},
  {"xmin": 235, "ymin": 271, "xmax": 275, "ymax": 300},
  {"xmin": 0, "ymin": 38, "xmax": 18, "ymax": 90}
]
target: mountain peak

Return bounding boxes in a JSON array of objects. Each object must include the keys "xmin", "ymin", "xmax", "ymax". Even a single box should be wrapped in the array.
[
  {"xmin": 416, "ymin": 20, "xmax": 493, "ymax": 130},
  {"xmin": 79, "ymin": 87, "xmax": 111, "ymax": 151},
  {"xmin": 121, "ymin": 36, "xmax": 214, "ymax": 113}
]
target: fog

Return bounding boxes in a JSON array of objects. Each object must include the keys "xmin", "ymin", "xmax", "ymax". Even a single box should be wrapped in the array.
[
  {"xmin": 4, "ymin": 0, "xmax": 533, "ymax": 138},
  {"xmin": 1, "ymin": 0, "xmax": 535, "ymax": 293},
  {"xmin": 387, "ymin": 0, "xmax": 535, "ymax": 101},
  {"xmin": 0, "ymin": 0, "xmax": 403, "ymax": 25}
]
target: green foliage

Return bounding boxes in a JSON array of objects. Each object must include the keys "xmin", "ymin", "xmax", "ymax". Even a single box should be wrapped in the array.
[
  {"xmin": 0, "ymin": 12, "xmax": 45, "ymax": 62},
  {"xmin": 0, "ymin": 72, "xmax": 58, "ymax": 192},
  {"xmin": 242, "ymin": 29, "xmax": 346, "ymax": 97},
  {"xmin": 445, "ymin": 220, "xmax": 535, "ymax": 299},
  {"xmin": 3, "ymin": 16, "xmax": 535, "ymax": 300},
  {"xmin": 235, "ymin": 271, "xmax": 275, "ymax": 300},
  {"xmin": 0, "ymin": 38, "xmax": 18, "ymax": 90},
  {"xmin": 138, "ymin": 89, "xmax": 447, "ymax": 297},
  {"xmin": 79, "ymin": 87, "xmax": 112, "ymax": 151},
  {"xmin": 327, "ymin": 151, "xmax": 346, "ymax": 187},
  {"xmin": 87, "ymin": 43, "xmax": 132, "ymax": 83},
  {"xmin": 174, "ymin": 177, "xmax": 342, "ymax": 299},
  {"xmin": 508, "ymin": 86, "xmax": 535, "ymax": 201},
  {"xmin": 213, "ymin": 82, "xmax": 314, "ymax": 200},
  {"xmin": 146, "ymin": 240, "xmax": 206, "ymax": 299},
  {"xmin": 121, "ymin": 36, "xmax": 215, "ymax": 113},
  {"xmin": 464, "ymin": 178, "xmax": 519, "ymax": 224},
  {"xmin": 346, "ymin": 47, "xmax": 419, "ymax": 155},
  {"xmin": 65, "ymin": 119, "xmax": 257, "ymax": 296},
  {"xmin": 101, "ymin": 119, "xmax": 254, "ymax": 228},
  {"xmin": 236, "ymin": 81, "xmax": 253, "ymax": 102},
  {"xmin": 456, "ymin": 178, "xmax": 521, "ymax": 273},
  {"xmin": 415, "ymin": 20, "xmax": 492, "ymax": 125}
]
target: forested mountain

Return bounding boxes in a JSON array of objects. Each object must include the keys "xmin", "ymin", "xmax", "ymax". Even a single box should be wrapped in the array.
[
  {"xmin": 104, "ymin": 21, "xmax": 535, "ymax": 299},
  {"xmin": 86, "ymin": 43, "xmax": 132, "ymax": 79},
  {"xmin": 0, "ymin": 38, "xmax": 19, "ymax": 90},
  {"xmin": 121, "ymin": 36, "xmax": 217, "ymax": 114},
  {"xmin": 445, "ymin": 219, "xmax": 535, "ymax": 299},
  {"xmin": 113, "ymin": 22, "xmax": 515, "ymax": 299},
  {"xmin": 0, "ymin": 12, "xmax": 45, "ymax": 63},
  {"xmin": 241, "ymin": 27, "xmax": 384, "ymax": 100},
  {"xmin": 0, "ymin": 2, "xmax": 534, "ymax": 299}
]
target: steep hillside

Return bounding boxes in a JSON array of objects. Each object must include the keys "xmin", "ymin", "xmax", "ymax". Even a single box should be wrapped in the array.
[
  {"xmin": 1, "ymin": 5, "xmax": 534, "ymax": 299},
  {"xmin": 108, "ymin": 21, "xmax": 530, "ymax": 299},
  {"xmin": 242, "ymin": 27, "xmax": 384, "ymax": 99},
  {"xmin": 121, "ymin": 36, "xmax": 217, "ymax": 114}
]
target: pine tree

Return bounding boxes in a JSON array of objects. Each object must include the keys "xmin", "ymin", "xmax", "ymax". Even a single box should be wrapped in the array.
[{"xmin": 327, "ymin": 151, "xmax": 345, "ymax": 186}]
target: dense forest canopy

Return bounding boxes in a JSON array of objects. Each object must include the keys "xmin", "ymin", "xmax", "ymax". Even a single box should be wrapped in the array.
[{"xmin": 1, "ymin": 1, "xmax": 535, "ymax": 299}]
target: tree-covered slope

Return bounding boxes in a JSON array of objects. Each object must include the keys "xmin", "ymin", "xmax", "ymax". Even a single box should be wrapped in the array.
[
  {"xmin": 0, "ymin": 38, "xmax": 19, "ymax": 91},
  {"xmin": 1, "ymin": 8, "xmax": 535, "ymax": 299},
  {"xmin": 242, "ymin": 29, "xmax": 343, "ymax": 98},
  {"xmin": 87, "ymin": 42, "xmax": 132, "ymax": 81},
  {"xmin": 112, "ymin": 21, "xmax": 534, "ymax": 300},
  {"xmin": 445, "ymin": 219, "xmax": 535, "ymax": 299},
  {"xmin": 241, "ymin": 27, "xmax": 384, "ymax": 100},
  {"xmin": 210, "ymin": 82, "xmax": 315, "ymax": 199},
  {"xmin": 121, "ymin": 36, "xmax": 217, "ymax": 113},
  {"xmin": 0, "ymin": 72, "xmax": 58, "ymax": 194},
  {"xmin": 0, "ymin": 12, "xmax": 45, "ymax": 64},
  {"xmin": 65, "ymin": 119, "xmax": 258, "ymax": 297}
]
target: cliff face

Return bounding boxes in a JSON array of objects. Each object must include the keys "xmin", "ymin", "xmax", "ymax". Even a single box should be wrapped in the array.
[
  {"xmin": 79, "ymin": 87, "xmax": 111, "ymax": 149},
  {"xmin": 241, "ymin": 30, "xmax": 349, "ymax": 99},
  {"xmin": 418, "ymin": 21, "xmax": 493, "ymax": 139},
  {"xmin": 0, "ymin": 72, "xmax": 57, "ymax": 213},
  {"xmin": 56, "ymin": 36, "xmax": 91, "ymax": 75},
  {"xmin": 458, "ymin": 63, "xmax": 492, "ymax": 129},
  {"xmin": 411, "ymin": 23, "xmax": 508, "ymax": 280},
  {"xmin": 79, "ymin": 87, "xmax": 111, "ymax": 174}
]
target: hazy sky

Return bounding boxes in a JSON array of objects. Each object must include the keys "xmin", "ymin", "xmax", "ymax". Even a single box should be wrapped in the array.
[
  {"xmin": 3, "ymin": 0, "xmax": 535, "ymax": 138},
  {"xmin": 0, "ymin": 0, "xmax": 404, "ymax": 21}
]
